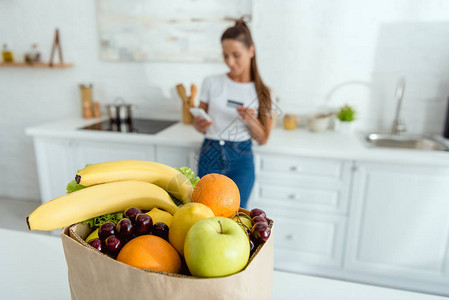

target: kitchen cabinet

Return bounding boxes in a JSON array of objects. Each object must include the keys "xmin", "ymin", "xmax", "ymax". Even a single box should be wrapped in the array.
[
  {"xmin": 33, "ymin": 138, "xmax": 78, "ymax": 203},
  {"xmin": 251, "ymin": 153, "xmax": 353, "ymax": 270},
  {"xmin": 73, "ymin": 140, "xmax": 154, "ymax": 167},
  {"xmin": 252, "ymin": 155, "xmax": 449, "ymax": 295},
  {"xmin": 33, "ymin": 138, "xmax": 155, "ymax": 204},
  {"xmin": 155, "ymin": 145, "xmax": 198, "ymax": 174},
  {"xmin": 344, "ymin": 162, "xmax": 449, "ymax": 294},
  {"xmin": 32, "ymin": 138, "xmax": 198, "ymax": 204}
]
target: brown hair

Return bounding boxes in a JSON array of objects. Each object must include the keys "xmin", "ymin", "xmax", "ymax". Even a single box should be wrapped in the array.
[{"xmin": 221, "ymin": 19, "xmax": 271, "ymax": 126}]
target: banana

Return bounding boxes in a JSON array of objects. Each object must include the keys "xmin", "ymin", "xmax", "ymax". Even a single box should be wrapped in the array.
[
  {"xmin": 75, "ymin": 160, "xmax": 192, "ymax": 204},
  {"xmin": 27, "ymin": 180, "xmax": 178, "ymax": 231}
]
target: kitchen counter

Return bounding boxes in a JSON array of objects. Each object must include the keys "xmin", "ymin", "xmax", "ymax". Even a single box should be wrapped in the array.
[
  {"xmin": 1, "ymin": 228, "xmax": 447, "ymax": 300},
  {"xmin": 26, "ymin": 118, "xmax": 449, "ymax": 166},
  {"xmin": 24, "ymin": 118, "xmax": 449, "ymax": 296}
]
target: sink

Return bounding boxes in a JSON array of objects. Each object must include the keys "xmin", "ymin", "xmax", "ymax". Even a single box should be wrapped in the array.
[
  {"xmin": 366, "ymin": 133, "xmax": 449, "ymax": 151},
  {"xmin": 364, "ymin": 78, "xmax": 449, "ymax": 152}
]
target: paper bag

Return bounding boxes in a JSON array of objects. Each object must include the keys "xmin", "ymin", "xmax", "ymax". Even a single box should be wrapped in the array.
[{"xmin": 61, "ymin": 216, "xmax": 274, "ymax": 300}]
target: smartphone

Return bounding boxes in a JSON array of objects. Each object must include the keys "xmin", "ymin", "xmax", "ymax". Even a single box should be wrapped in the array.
[{"xmin": 189, "ymin": 107, "xmax": 212, "ymax": 121}]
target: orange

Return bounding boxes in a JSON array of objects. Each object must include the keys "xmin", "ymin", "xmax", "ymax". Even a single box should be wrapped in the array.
[
  {"xmin": 192, "ymin": 173, "xmax": 240, "ymax": 218},
  {"xmin": 117, "ymin": 235, "xmax": 181, "ymax": 274}
]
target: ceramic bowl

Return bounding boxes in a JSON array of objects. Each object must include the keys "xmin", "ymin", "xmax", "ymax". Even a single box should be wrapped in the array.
[{"xmin": 307, "ymin": 114, "xmax": 331, "ymax": 132}]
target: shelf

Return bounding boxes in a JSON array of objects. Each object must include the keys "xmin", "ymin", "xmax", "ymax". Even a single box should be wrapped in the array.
[{"xmin": 0, "ymin": 62, "xmax": 73, "ymax": 68}]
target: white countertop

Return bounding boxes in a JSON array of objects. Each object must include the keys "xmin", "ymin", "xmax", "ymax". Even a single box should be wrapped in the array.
[
  {"xmin": 26, "ymin": 118, "xmax": 449, "ymax": 167},
  {"xmin": 1, "ymin": 228, "xmax": 447, "ymax": 300}
]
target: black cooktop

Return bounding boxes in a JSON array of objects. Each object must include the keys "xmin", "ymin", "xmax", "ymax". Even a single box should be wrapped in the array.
[{"xmin": 80, "ymin": 119, "xmax": 178, "ymax": 134}]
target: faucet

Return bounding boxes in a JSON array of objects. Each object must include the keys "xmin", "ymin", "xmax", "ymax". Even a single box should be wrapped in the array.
[{"xmin": 391, "ymin": 78, "xmax": 406, "ymax": 135}]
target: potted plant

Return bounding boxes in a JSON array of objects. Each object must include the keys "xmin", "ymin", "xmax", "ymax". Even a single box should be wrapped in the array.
[{"xmin": 336, "ymin": 105, "xmax": 356, "ymax": 133}]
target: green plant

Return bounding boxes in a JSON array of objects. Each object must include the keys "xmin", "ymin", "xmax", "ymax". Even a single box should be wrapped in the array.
[{"xmin": 337, "ymin": 105, "xmax": 356, "ymax": 122}]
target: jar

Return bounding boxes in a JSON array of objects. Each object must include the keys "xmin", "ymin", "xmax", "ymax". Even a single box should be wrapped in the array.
[
  {"xmin": 24, "ymin": 44, "xmax": 41, "ymax": 63},
  {"xmin": 79, "ymin": 84, "xmax": 93, "ymax": 119},
  {"xmin": 283, "ymin": 114, "xmax": 298, "ymax": 130}
]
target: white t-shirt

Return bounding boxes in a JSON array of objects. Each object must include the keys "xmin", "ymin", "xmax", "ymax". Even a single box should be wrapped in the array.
[{"xmin": 199, "ymin": 74, "xmax": 260, "ymax": 142}]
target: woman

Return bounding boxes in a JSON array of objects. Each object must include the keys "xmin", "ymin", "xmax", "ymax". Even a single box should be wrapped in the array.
[{"xmin": 193, "ymin": 19, "xmax": 273, "ymax": 209}]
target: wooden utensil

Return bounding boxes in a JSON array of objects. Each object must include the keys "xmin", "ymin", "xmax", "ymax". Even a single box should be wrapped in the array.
[
  {"xmin": 176, "ymin": 84, "xmax": 189, "ymax": 104},
  {"xmin": 176, "ymin": 83, "xmax": 193, "ymax": 124},
  {"xmin": 190, "ymin": 84, "xmax": 197, "ymax": 107}
]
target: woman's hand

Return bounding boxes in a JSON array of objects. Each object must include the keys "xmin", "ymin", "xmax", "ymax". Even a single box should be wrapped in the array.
[
  {"xmin": 237, "ymin": 106, "xmax": 257, "ymax": 124},
  {"xmin": 237, "ymin": 105, "xmax": 271, "ymax": 145},
  {"xmin": 193, "ymin": 116, "xmax": 212, "ymax": 134}
]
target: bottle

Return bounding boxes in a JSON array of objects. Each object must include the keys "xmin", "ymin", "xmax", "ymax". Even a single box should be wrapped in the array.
[{"xmin": 2, "ymin": 44, "xmax": 14, "ymax": 62}]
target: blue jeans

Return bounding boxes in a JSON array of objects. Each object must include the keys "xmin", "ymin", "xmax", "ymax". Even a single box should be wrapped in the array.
[{"xmin": 198, "ymin": 138, "xmax": 255, "ymax": 209}]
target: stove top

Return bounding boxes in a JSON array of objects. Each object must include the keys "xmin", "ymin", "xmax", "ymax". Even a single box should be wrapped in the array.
[{"xmin": 80, "ymin": 119, "xmax": 178, "ymax": 134}]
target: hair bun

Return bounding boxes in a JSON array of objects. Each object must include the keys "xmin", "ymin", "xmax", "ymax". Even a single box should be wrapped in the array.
[{"xmin": 235, "ymin": 17, "xmax": 247, "ymax": 27}]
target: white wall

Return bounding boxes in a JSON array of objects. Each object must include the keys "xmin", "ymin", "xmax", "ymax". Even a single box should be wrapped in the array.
[
  {"xmin": 254, "ymin": 0, "xmax": 449, "ymax": 132},
  {"xmin": 1, "ymin": 0, "xmax": 449, "ymax": 201}
]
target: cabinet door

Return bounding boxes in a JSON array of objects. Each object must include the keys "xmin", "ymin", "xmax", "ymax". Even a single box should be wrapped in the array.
[
  {"xmin": 263, "ymin": 204, "xmax": 346, "ymax": 270},
  {"xmin": 251, "ymin": 154, "xmax": 351, "ymax": 272},
  {"xmin": 345, "ymin": 162, "xmax": 449, "ymax": 283},
  {"xmin": 73, "ymin": 141, "xmax": 154, "ymax": 169},
  {"xmin": 33, "ymin": 138, "xmax": 77, "ymax": 203},
  {"xmin": 155, "ymin": 145, "xmax": 199, "ymax": 173}
]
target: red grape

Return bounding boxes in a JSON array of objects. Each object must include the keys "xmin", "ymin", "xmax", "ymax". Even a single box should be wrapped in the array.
[
  {"xmin": 104, "ymin": 235, "xmax": 122, "ymax": 256},
  {"xmin": 88, "ymin": 238, "xmax": 102, "ymax": 252},
  {"xmin": 250, "ymin": 208, "xmax": 266, "ymax": 219},
  {"xmin": 251, "ymin": 215, "xmax": 268, "ymax": 225},
  {"xmin": 152, "ymin": 222, "xmax": 169, "ymax": 240},
  {"xmin": 98, "ymin": 222, "xmax": 116, "ymax": 241},
  {"xmin": 252, "ymin": 222, "xmax": 271, "ymax": 242},
  {"xmin": 249, "ymin": 235, "xmax": 260, "ymax": 255},
  {"xmin": 134, "ymin": 213, "xmax": 153, "ymax": 235},
  {"xmin": 124, "ymin": 207, "xmax": 142, "ymax": 223},
  {"xmin": 116, "ymin": 218, "xmax": 133, "ymax": 240}
]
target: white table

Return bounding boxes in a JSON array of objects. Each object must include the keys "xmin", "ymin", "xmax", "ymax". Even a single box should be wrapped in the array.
[{"xmin": 0, "ymin": 228, "xmax": 447, "ymax": 300}]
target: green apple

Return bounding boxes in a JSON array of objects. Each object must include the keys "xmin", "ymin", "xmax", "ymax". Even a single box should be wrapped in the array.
[
  {"xmin": 231, "ymin": 212, "xmax": 252, "ymax": 233},
  {"xmin": 184, "ymin": 216, "xmax": 250, "ymax": 278}
]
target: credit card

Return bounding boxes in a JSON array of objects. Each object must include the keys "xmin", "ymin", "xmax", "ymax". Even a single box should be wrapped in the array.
[{"xmin": 227, "ymin": 99, "xmax": 244, "ymax": 108}]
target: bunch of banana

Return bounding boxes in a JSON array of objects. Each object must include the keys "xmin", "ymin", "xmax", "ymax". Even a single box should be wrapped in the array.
[
  {"xmin": 27, "ymin": 180, "xmax": 178, "ymax": 231},
  {"xmin": 76, "ymin": 160, "xmax": 193, "ymax": 204}
]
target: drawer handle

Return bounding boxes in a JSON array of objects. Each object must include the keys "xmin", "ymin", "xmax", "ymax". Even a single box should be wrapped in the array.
[
  {"xmin": 286, "ymin": 234, "xmax": 295, "ymax": 240},
  {"xmin": 288, "ymin": 194, "xmax": 296, "ymax": 199}
]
